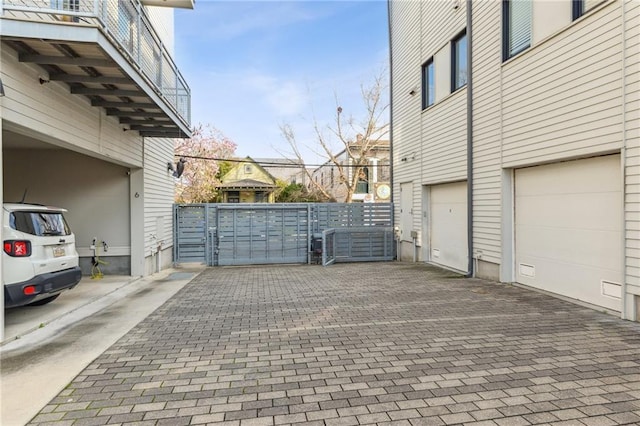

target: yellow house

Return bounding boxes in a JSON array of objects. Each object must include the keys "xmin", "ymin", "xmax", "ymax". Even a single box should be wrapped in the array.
[{"xmin": 218, "ymin": 157, "xmax": 277, "ymax": 203}]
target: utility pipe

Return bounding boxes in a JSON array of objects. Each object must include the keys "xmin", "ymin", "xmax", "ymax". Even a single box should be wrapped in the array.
[
  {"xmin": 466, "ymin": 0, "xmax": 474, "ymax": 278},
  {"xmin": 387, "ymin": 0, "xmax": 396, "ymax": 253}
]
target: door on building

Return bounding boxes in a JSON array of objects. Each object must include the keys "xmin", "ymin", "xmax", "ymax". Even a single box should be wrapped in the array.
[
  {"xmin": 429, "ymin": 181, "xmax": 468, "ymax": 272},
  {"xmin": 514, "ymin": 154, "xmax": 623, "ymax": 311},
  {"xmin": 399, "ymin": 182, "xmax": 413, "ymax": 242}
]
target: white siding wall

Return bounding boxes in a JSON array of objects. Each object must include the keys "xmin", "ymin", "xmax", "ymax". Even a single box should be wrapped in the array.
[
  {"xmin": 391, "ymin": 0, "xmax": 468, "ymax": 260},
  {"xmin": 472, "ymin": 1, "xmax": 506, "ymax": 266},
  {"xmin": 471, "ymin": 0, "xmax": 629, "ymax": 271},
  {"xmin": 1, "ymin": 48, "xmax": 143, "ymax": 167},
  {"xmin": 501, "ymin": 1, "xmax": 624, "ymax": 167},
  {"xmin": 390, "ymin": 0, "xmax": 422, "ymax": 253},
  {"xmin": 418, "ymin": 0, "xmax": 467, "ymax": 188},
  {"xmin": 421, "ymin": 91, "xmax": 467, "ymax": 183},
  {"xmin": 392, "ymin": 0, "xmax": 637, "ymax": 297},
  {"xmin": 144, "ymin": 137, "xmax": 177, "ymax": 275},
  {"xmin": 140, "ymin": 6, "xmax": 178, "ymax": 275},
  {"xmin": 624, "ymin": 0, "xmax": 640, "ymax": 310}
]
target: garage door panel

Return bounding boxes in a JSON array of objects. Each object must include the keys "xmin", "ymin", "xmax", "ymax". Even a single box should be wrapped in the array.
[
  {"xmin": 517, "ymin": 257, "xmax": 621, "ymax": 311},
  {"xmin": 517, "ymin": 192, "xmax": 622, "ymax": 231},
  {"xmin": 515, "ymin": 155, "xmax": 622, "ymax": 311},
  {"xmin": 430, "ymin": 181, "xmax": 468, "ymax": 272},
  {"xmin": 516, "ymin": 155, "xmax": 620, "ymax": 195},
  {"xmin": 517, "ymin": 227, "xmax": 622, "ymax": 270}
]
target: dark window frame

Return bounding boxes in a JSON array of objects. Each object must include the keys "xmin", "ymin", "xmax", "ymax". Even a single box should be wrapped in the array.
[
  {"xmin": 502, "ymin": 0, "xmax": 531, "ymax": 61},
  {"xmin": 572, "ymin": 0, "xmax": 605, "ymax": 20},
  {"xmin": 451, "ymin": 30, "xmax": 467, "ymax": 92},
  {"xmin": 421, "ymin": 58, "xmax": 435, "ymax": 109}
]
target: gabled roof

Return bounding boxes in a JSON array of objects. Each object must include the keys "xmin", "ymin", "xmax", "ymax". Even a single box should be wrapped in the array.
[{"xmin": 220, "ymin": 156, "xmax": 278, "ymax": 187}]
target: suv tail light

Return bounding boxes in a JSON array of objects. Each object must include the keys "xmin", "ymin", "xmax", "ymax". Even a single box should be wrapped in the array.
[{"xmin": 4, "ymin": 240, "xmax": 32, "ymax": 257}]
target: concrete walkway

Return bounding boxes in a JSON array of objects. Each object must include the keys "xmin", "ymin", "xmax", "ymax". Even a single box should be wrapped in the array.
[
  {"xmin": 1, "ymin": 266, "xmax": 204, "ymax": 426},
  {"xmin": 3, "ymin": 275, "xmax": 139, "ymax": 344},
  {"xmin": 12, "ymin": 263, "xmax": 640, "ymax": 425}
]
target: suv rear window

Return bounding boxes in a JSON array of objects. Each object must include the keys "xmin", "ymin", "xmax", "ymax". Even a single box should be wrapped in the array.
[{"xmin": 10, "ymin": 211, "xmax": 71, "ymax": 236}]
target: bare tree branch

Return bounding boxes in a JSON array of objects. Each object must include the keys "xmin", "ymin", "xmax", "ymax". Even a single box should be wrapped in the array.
[{"xmin": 279, "ymin": 68, "xmax": 389, "ymax": 203}]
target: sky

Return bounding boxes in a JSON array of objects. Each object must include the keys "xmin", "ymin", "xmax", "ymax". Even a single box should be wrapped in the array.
[{"xmin": 174, "ymin": 0, "xmax": 389, "ymax": 165}]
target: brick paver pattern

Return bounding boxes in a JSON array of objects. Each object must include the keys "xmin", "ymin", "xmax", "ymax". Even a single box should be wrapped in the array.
[{"xmin": 30, "ymin": 263, "xmax": 640, "ymax": 425}]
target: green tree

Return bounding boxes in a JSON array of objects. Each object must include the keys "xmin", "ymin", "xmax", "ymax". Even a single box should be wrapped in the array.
[{"xmin": 275, "ymin": 181, "xmax": 333, "ymax": 203}]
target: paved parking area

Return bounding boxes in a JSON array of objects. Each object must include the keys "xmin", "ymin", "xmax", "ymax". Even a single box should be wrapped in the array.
[{"xmin": 29, "ymin": 263, "xmax": 640, "ymax": 425}]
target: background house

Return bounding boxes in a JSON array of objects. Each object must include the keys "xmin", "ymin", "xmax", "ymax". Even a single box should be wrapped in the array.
[
  {"xmin": 389, "ymin": 0, "xmax": 639, "ymax": 319},
  {"xmin": 310, "ymin": 139, "xmax": 391, "ymax": 203},
  {"xmin": 1, "ymin": 0, "xmax": 193, "ymax": 279},
  {"xmin": 217, "ymin": 157, "xmax": 278, "ymax": 203},
  {"xmin": 253, "ymin": 157, "xmax": 306, "ymax": 186}
]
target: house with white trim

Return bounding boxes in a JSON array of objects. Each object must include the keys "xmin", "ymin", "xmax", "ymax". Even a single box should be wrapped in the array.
[
  {"xmin": 310, "ymin": 138, "xmax": 391, "ymax": 203},
  {"xmin": 389, "ymin": 0, "xmax": 639, "ymax": 320},
  {"xmin": 1, "ymin": 0, "xmax": 194, "ymax": 282}
]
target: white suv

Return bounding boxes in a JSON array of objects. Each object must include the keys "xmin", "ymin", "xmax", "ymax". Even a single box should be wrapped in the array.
[{"xmin": 3, "ymin": 203, "xmax": 82, "ymax": 308}]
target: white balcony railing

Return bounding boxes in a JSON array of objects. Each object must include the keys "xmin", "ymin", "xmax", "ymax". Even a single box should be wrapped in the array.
[{"xmin": 1, "ymin": 0, "xmax": 191, "ymax": 127}]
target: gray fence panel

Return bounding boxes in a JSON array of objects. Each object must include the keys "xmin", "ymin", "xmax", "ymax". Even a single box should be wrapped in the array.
[
  {"xmin": 174, "ymin": 204, "xmax": 207, "ymax": 263},
  {"xmin": 216, "ymin": 204, "xmax": 310, "ymax": 266},
  {"xmin": 312, "ymin": 203, "xmax": 392, "ymax": 233},
  {"xmin": 174, "ymin": 203, "xmax": 394, "ymax": 266},
  {"xmin": 322, "ymin": 226, "xmax": 394, "ymax": 265}
]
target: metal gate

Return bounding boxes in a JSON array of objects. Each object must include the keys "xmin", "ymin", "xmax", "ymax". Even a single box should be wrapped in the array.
[
  {"xmin": 174, "ymin": 203, "xmax": 394, "ymax": 266},
  {"xmin": 216, "ymin": 205, "xmax": 309, "ymax": 266}
]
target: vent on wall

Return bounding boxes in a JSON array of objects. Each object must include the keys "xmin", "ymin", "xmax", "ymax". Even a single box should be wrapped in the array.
[
  {"xmin": 601, "ymin": 280, "xmax": 621, "ymax": 299},
  {"xmin": 519, "ymin": 263, "xmax": 535, "ymax": 278},
  {"xmin": 432, "ymin": 248, "xmax": 440, "ymax": 259}
]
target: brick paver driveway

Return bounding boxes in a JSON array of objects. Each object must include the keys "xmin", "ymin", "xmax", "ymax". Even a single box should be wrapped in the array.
[{"xmin": 31, "ymin": 263, "xmax": 640, "ymax": 425}]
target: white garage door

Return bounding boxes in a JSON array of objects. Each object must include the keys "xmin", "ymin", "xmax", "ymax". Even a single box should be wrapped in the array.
[
  {"xmin": 515, "ymin": 155, "xmax": 623, "ymax": 311},
  {"xmin": 430, "ymin": 181, "xmax": 468, "ymax": 272}
]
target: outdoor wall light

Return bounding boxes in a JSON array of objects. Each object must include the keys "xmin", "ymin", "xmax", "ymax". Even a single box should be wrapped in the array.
[
  {"xmin": 167, "ymin": 158, "xmax": 186, "ymax": 178},
  {"xmin": 0, "ymin": 78, "xmax": 5, "ymax": 96}
]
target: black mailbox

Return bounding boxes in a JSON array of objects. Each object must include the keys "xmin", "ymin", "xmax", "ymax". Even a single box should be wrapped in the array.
[{"xmin": 311, "ymin": 233, "xmax": 323, "ymax": 264}]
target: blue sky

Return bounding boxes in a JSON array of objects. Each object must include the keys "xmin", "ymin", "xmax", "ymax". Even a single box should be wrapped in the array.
[{"xmin": 174, "ymin": 1, "xmax": 389, "ymax": 163}]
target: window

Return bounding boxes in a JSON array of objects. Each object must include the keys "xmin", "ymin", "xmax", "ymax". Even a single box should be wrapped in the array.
[
  {"xmin": 452, "ymin": 31, "xmax": 467, "ymax": 91},
  {"xmin": 503, "ymin": 0, "xmax": 531, "ymax": 60},
  {"xmin": 227, "ymin": 191, "xmax": 240, "ymax": 203},
  {"xmin": 378, "ymin": 159, "xmax": 391, "ymax": 182},
  {"xmin": 573, "ymin": 0, "xmax": 605, "ymax": 19},
  {"xmin": 11, "ymin": 211, "xmax": 70, "ymax": 236},
  {"xmin": 355, "ymin": 167, "xmax": 370, "ymax": 194},
  {"xmin": 421, "ymin": 59, "xmax": 435, "ymax": 108},
  {"xmin": 255, "ymin": 192, "xmax": 268, "ymax": 203}
]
